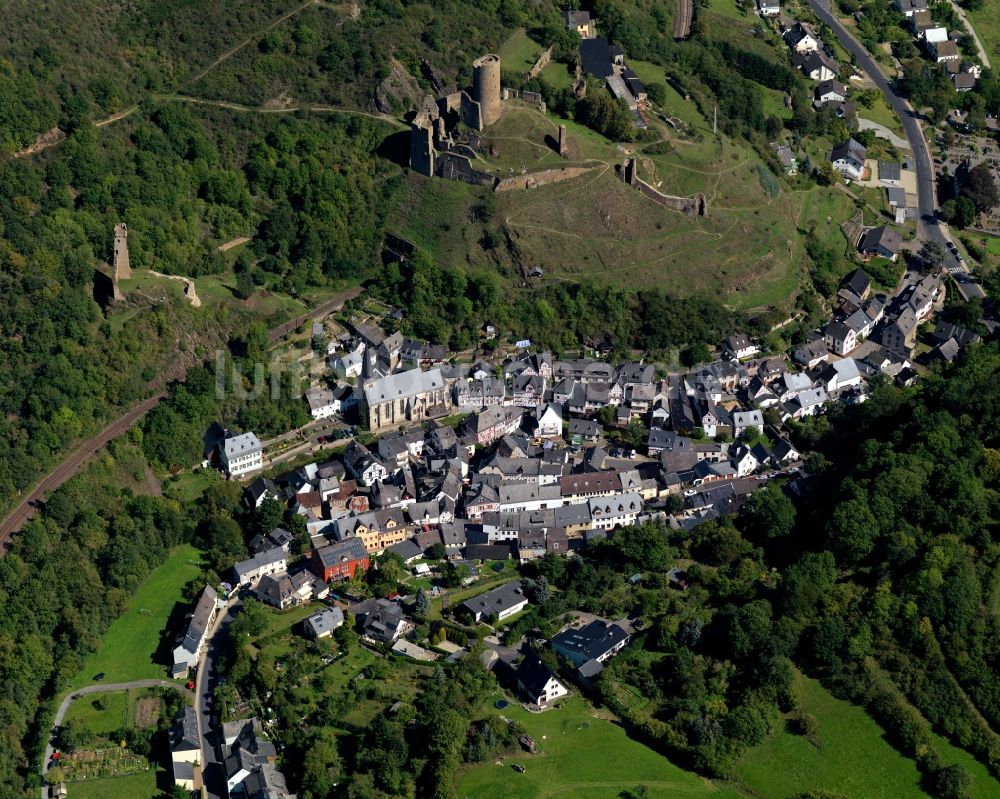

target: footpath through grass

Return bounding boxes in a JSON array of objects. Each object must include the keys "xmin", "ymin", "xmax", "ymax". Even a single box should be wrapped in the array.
[
  {"xmin": 69, "ymin": 544, "xmax": 205, "ymax": 688},
  {"xmin": 457, "ymin": 695, "xmax": 747, "ymax": 799},
  {"xmin": 736, "ymin": 673, "xmax": 929, "ymax": 799}
]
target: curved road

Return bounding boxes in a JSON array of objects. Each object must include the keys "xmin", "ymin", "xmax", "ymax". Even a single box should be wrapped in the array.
[
  {"xmin": 0, "ymin": 285, "xmax": 364, "ymax": 549},
  {"xmin": 807, "ymin": 0, "xmax": 985, "ymax": 299},
  {"xmin": 42, "ymin": 680, "xmax": 195, "ymax": 797}
]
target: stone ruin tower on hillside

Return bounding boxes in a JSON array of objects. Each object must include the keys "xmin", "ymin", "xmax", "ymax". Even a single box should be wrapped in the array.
[
  {"xmin": 112, "ymin": 223, "xmax": 131, "ymax": 281},
  {"xmin": 462, "ymin": 54, "xmax": 502, "ymax": 131}
]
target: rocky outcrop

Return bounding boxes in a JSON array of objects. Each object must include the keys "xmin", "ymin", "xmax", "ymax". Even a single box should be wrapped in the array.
[{"xmin": 374, "ymin": 58, "xmax": 423, "ymax": 115}]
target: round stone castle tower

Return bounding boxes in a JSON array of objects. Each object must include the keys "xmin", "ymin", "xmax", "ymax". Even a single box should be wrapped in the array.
[{"xmin": 472, "ymin": 54, "xmax": 501, "ymax": 128}]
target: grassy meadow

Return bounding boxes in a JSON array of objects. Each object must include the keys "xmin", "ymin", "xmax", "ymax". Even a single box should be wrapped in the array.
[
  {"xmin": 736, "ymin": 673, "xmax": 929, "ymax": 798},
  {"xmin": 68, "ymin": 545, "xmax": 205, "ymax": 688},
  {"xmin": 63, "ymin": 768, "xmax": 162, "ymax": 799},
  {"xmin": 457, "ymin": 696, "xmax": 747, "ymax": 799}
]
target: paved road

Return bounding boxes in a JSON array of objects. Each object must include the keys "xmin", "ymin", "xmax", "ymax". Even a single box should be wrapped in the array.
[
  {"xmin": 807, "ymin": 0, "xmax": 985, "ymax": 300},
  {"xmin": 42, "ymin": 679, "xmax": 195, "ymax": 798},
  {"xmin": 197, "ymin": 598, "xmax": 242, "ymax": 799},
  {"xmin": 857, "ymin": 117, "xmax": 910, "ymax": 150},
  {"xmin": 0, "ymin": 285, "xmax": 365, "ymax": 550}
]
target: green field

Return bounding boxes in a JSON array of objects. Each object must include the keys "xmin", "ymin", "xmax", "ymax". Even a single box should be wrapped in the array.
[
  {"xmin": 64, "ymin": 768, "xmax": 161, "ymax": 799},
  {"xmin": 499, "ymin": 29, "xmax": 544, "ymax": 77},
  {"xmin": 63, "ymin": 691, "xmax": 131, "ymax": 736},
  {"xmin": 860, "ymin": 92, "xmax": 905, "ymax": 137},
  {"xmin": 964, "ymin": 7, "xmax": 1000, "ymax": 69},
  {"xmin": 458, "ymin": 696, "xmax": 746, "ymax": 799},
  {"xmin": 930, "ymin": 732, "xmax": 1000, "ymax": 799},
  {"xmin": 69, "ymin": 545, "xmax": 205, "ymax": 688},
  {"xmin": 735, "ymin": 673, "xmax": 930, "ymax": 798}
]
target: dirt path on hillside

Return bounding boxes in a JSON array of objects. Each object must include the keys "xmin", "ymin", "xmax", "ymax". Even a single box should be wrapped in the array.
[
  {"xmin": 217, "ymin": 236, "xmax": 252, "ymax": 252},
  {"xmin": 156, "ymin": 94, "xmax": 407, "ymax": 127},
  {"xmin": 186, "ymin": 0, "xmax": 319, "ymax": 86}
]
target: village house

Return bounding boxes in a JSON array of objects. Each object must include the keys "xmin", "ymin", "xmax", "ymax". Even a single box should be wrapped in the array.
[
  {"xmin": 730, "ymin": 443, "xmax": 760, "ymax": 478},
  {"xmin": 824, "ymin": 320, "xmax": 859, "ymax": 356},
  {"xmin": 461, "ymin": 581, "xmax": 530, "ymax": 622},
  {"xmin": 534, "ymin": 403, "xmax": 563, "ymax": 439},
  {"xmin": 303, "ymin": 607, "xmax": 345, "ymax": 639},
  {"xmin": 784, "ymin": 22, "xmax": 820, "ymax": 53},
  {"xmin": 830, "ymin": 138, "xmax": 867, "ymax": 181},
  {"xmin": 463, "ymin": 405, "xmax": 525, "ymax": 445},
  {"xmin": 732, "ymin": 409, "xmax": 764, "ymax": 438},
  {"xmin": 517, "ymin": 651, "xmax": 570, "ymax": 706},
  {"xmin": 344, "ymin": 441, "xmax": 388, "ymax": 486},
  {"xmin": 858, "ymin": 226, "xmax": 903, "ymax": 262},
  {"xmin": 567, "ymin": 418, "xmax": 602, "ymax": 444},
  {"xmin": 723, "ymin": 333, "xmax": 759, "ymax": 360},
  {"xmin": 219, "ymin": 432, "xmax": 262, "ymax": 478},
  {"xmin": 565, "ymin": 9, "xmax": 594, "ymax": 38},
  {"xmin": 171, "ymin": 585, "xmax": 219, "ymax": 678},
  {"xmin": 354, "ymin": 598, "xmax": 413, "ymax": 643},
  {"xmin": 455, "ymin": 377, "xmax": 506, "ymax": 409},
  {"xmin": 793, "ymin": 338, "xmax": 830, "ymax": 368},
  {"xmin": 757, "ymin": 0, "xmax": 780, "ymax": 16},
  {"xmin": 793, "ymin": 50, "xmax": 838, "ymax": 81},
  {"xmin": 233, "ymin": 547, "xmax": 287, "ymax": 588},
  {"xmin": 814, "ymin": 79, "xmax": 846, "ymax": 105},
  {"xmin": 894, "ymin": 0, "xmax": 928, "ymax": 15},
  {"xmin": 311, "ymin": 537, "xmax": 370, "ymax": 582},
  {"xmin": 330, "ymin": 344, "xmax": 365, "ymax": 379},
  {"xmin": 169, "ymin": 706, "xmax": 202, "ymax": 792},
  {"xmin": 550, "ymin": 619, "xmax": 630, "ymax": 681},
  {"xmin": 305, "ymin": 387, "xmax": 339, "ymax": 420},
  {"xmin": 588, "ymin": 492, "xmax": 643, "ymax": 531}
]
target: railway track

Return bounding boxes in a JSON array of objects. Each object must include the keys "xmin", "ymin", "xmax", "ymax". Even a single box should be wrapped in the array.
[{"xmin": 0, "ymin": 285, "xmax": 363, "ymax": 549}]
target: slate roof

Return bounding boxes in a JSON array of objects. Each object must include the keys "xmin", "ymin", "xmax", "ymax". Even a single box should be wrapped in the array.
[
  {"xmin": 180, "ymin": 585, "xmax": 217, "ymax": 655},
  {"xmin": 364, "ymin": 368, "xmax": 445, "ymax": 405},
  {"xmin": 859, "ymin": 226, "xmax": 902, "ymax": 256},
  {"xmin": 550, "ymin": 620, "xmax": 629, "ymax": 662},
  {"xmin": 171, "ymin": 706, "xmax": 200, "ymax": 752},
  {"xmin": 581, "ymin": 37, "xmax": 615, "ymax": 78},
  {"xmin": 223, "ymin": 432, "xmax": 261, "ymax": 459},
  {"xmin": 304, "ymin": 607, "xmax": 344, "ymax": 637},
  {"xmin": 879, "ymin": 160, "xmax": 901, "ymax": 181},
  {"xmin": 517, "ymin": 651, "xmax": 561, "ymax": 698},
  {"xmin": 461, "ymin": 581, "xmax": 527, "ymax": 617}
]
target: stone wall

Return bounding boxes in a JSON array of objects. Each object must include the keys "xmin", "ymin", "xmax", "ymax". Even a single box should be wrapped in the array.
[
  {"xmin": 525, "ymin": 46, "xmax": 553, "ymax": 80},
  {"xmin": 620, "ymin": 159, "xmax": 707, "ymax": 217},
  {"xmin": 495, "ymin": 166, "xmax": 595, "ymax": 192},
  {"xmin": 436, "ymin": 152, "xmax": 497, "ymax": 187}
]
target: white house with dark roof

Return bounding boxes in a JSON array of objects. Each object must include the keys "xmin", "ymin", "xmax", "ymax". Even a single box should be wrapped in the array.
[
  {"xmin": 588, "ymin": 492, "xmax": 643, "ymax": 531},
  {"xmin": 233, "ymin": 547, "xmax": 287, "ymax": 587},
  {"xmin": 170, "ymin": 706, "xmax": 202, "ymax": 791},
  {"xmin": 830, "ymin": 138, "xmax": 867, "ymax": 180},
  {"xmin": 732, "ymin": 410, "xmax": 764, "ymax": 438},
  {"xmin": 517, "ymin": 651, "xmax": 569, "ymax": 706},
  {"xmin": 461, "ymin": 581, "xmax": 529, "ymax": 622},
  {"xmin": 220, "ymin": 432, "xmax": 262, "ymax": 478},
  {"xmin": 305, "ymin": 387, "xmax": 339, "ymax": 419}
]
